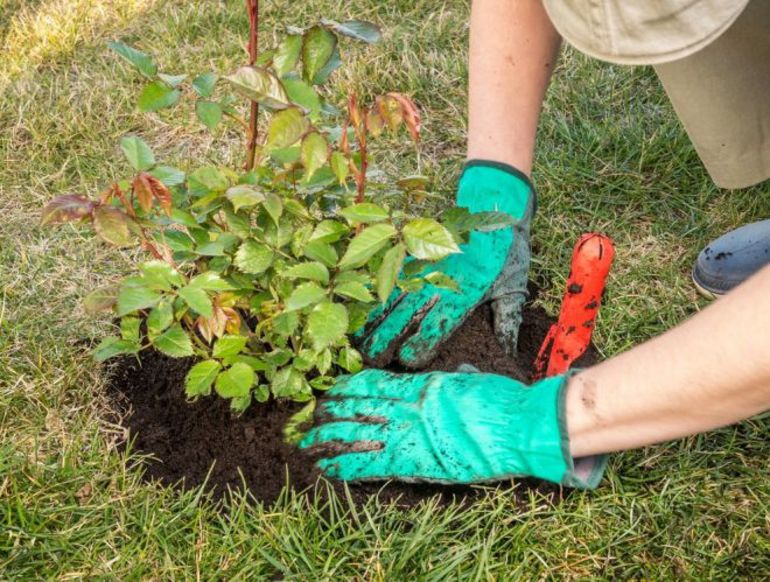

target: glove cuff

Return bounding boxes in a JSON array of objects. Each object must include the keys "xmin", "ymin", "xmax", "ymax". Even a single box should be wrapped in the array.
[
  {"xmin": 555, "ymin": 370, "xmax": 608, "ymax": 489},
  {"xmin": 459, "ymin": 159, "xmax": 537, "ymax": 218}
]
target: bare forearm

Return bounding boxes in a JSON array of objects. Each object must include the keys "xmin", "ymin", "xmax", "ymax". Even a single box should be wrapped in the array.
[
  {"xmin": 568, "ymin": 265, "xmax": 770, "ymax": 457},
  {"xmin": 467, "ymin": 0, "xmax": 561, "ymax": 173}
]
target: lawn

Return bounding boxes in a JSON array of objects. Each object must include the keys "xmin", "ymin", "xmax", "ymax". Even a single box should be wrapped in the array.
[{"xmin": 2, "ymin": 0, "xmax": 769, "ymax": 578}]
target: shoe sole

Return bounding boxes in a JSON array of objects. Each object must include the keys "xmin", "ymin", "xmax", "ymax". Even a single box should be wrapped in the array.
[{"xmin": 691, "ymin": 267, "xmax": 720, "ymax": 300}]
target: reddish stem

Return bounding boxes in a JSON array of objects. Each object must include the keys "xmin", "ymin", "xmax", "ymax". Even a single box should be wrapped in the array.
[{"xmin": 244, "ymin": 0, "xmax": 259, "ymax": 171}]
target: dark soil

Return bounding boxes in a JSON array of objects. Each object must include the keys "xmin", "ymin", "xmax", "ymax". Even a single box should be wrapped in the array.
[{"xmin": 106, "ymin": 300, "xmax": 597, "ymax": 507}]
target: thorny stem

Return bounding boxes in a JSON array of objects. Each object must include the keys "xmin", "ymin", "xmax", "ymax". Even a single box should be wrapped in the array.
[{"xmin": 244, "ymin": 0, "xmax": 260, "ymax": 171}]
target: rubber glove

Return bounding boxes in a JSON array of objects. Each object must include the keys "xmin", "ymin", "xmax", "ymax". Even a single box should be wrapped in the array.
[
  {"xmin": 300, "ymin": 369, "xmax": 607, "ymax": 489},
  {"xmin": 356, "ymin": 161, "xmax": 534, "ymax": 368}
]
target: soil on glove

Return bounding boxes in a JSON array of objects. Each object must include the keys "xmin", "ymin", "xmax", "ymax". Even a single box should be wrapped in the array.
[{"xmin": 106, "ymin": 299, "xmax": 598, "ymax": 507}]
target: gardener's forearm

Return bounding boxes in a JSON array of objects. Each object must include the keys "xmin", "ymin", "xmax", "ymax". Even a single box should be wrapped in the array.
[
  {"xmin": 567, "ymin": 264, "xmax": 770, "ymax": 457},
  {"xmin": 467, "ymin": 0, "xmax": 561, "ymax": 174}
]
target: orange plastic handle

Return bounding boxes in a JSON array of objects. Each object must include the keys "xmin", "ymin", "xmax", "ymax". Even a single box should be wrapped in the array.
[{"xmin": 533, "ymin": 233, "xmax": 615, "ymax": 379}]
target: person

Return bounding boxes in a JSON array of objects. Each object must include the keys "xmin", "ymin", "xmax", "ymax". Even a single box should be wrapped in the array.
[{"xmin": 299, "ymin": 0, "xmax": 770, "ymax": 488}]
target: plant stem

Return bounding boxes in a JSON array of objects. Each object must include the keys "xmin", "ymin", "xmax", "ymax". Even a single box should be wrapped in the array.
[{"xmin": 244, "ymin": 0, "xmax": 259, "ymax": 171}]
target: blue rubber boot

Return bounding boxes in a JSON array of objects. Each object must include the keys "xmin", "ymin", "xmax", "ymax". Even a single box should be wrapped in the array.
[{"xmin": 693, "ymin": 219, "xmax": 770, "ymax": 298}]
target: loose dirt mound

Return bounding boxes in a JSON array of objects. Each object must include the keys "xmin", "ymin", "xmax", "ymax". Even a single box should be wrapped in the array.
[{"xmin": 107, "ymin": 300, "xmax": 597, "ymax": 506}]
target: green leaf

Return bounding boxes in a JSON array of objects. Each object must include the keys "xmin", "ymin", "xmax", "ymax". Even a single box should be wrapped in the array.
[
  {"xmin": 465, "ymin": 211, "xmax": 517, "ymax": 232},
  {"xmin": 337, "ymin": 345, "xmax": 363, "ymax": 373},
  {"xmin": 271, "ymin": 366, "xmax": 305, "ymax": 399},
  {"xmin": 334, "ymin": 281, "xmax": 374, "ymax": 302},
  {"xmin": 330, "ymin": 152, "xmax": 349, "ymax": 185},
  {"xmin": 83, "ymin": 285, "xmax": 118, "ymax": 314},
  {"xmin": 230, "ymin": 395, "xmax": 252, "ymax": 413},
  {"xmin": 188, "ymin": 271, "xmax": 235, "ymax": 291},
  {"xmin": 93, "ymin": 206, "xmax": 132, "ymax": 246},
  {"xmin": 270, "ymin": 146, "xmax": 300, "ymax": 165},
  {"xmin": 307, "ymin": 302, "xmax": 348, "ymax": 350},
  {"xmin": 302, "ymin": 26, "xmax": 337, "ymax": 83},
  {"xmin": 150, "ymin": 165, "xmax": 185, "ymax": 186},
  {"xmin": 317, "ymin": 348, "xmax": 333, "ymax": 375},
  {"xmin": 215, "ymin": 362, "xmax": 254, "ymax": 398},
  {"xmin": 265, "ymin": 107, "xmax": 308, "ymax": 151},
  {"xmin": 338, "ymin": 223, "xmax": 397, "ymax": 269},
  {"xmin": 117, "ymin": 283, "xmax": 161, "ymax": 316},
  {"xmin": 322, "ymin": 19, "xmax": 382, "ymax": 43},
  {"xmin": 138, "ymin": 80, "xmax": 181, "ymax": 112},
  {"xmin": 120, "ymin": 316, "xmax": 141, "ymax": 343},
  {"xmin": 163, "ymin": 229, "xmax": 195, "ymax": 252},
  {"xmin": 263, "ymin": 192, "xmax": 284, "ymax": 225},
  {"xmin": 285, "ymin": 282, "xmax": 326, "ymax": 311},
  {"xmin": 195, "ymin": 241, "xmax": 226, "ymax": 256},
  {"xmin": 185, "ymin": 360, "xmax": 221, "ymax": 397},
  {"xmin": 234, "ymin": 240, "xmax": 274, "ymax": 275},
  {"xmin": 189, "ymin": 166, "xmax": 229, "ymax": 193},
  {"xmin": 177, "ymin": 285, "xmax": 213, "ymax": 318},
  {"xmin": 225, "ymin": 184, "xmax": 264, "ymax": 212},
  {"xmin": 153, "ymin": 325, "xmax": 194, "ymax": 357},
  {"xmin": 340, "ymin": 203, "xmax": 388, "ymax": 223},
  {"xmin": 283, "ymin": 78, "xmax": 322, "ymax": 117},
  {"xmin": 311, "ymin": 45, "xmax": 341, "ymax": 85},
  {"xmin": 397, "ymin": 174, "xmax": 430, "ymax": 192},
  {"xmin": 402, "ymin": 218, "xmax": 461, "ymax": 260},
  {"xmin": 425, "ymin": 271, "xmax": 460, "ymax": 292},
  {"xmin": 212, "ymin": 335, "xmax": 248, "ymax": 360},
  {"xmin": 281, "ymin": 261, "xmax": 329, "ymax": 284},
  {"xmin": 335, "ymin": 270, "xmax": 371, "ymax": 285},
  {"xmin": 120, "ymin": 136, "xmax": 155, "ymax": 171},
  {"xmin": 283, "ymin": 400, "xmax": 315, "ymax": 444},
  {"xmin": 147, "ymin": 300, "xmax": 174, "ymax": 338},
  {"xmin": 192, "ymin": 72, "xmax": 218, "ymax": 97},
  {"xmin": 224, "ymin": 66, "xmax": 290, "ymax": 109},
  {"xmin": 348, "ymin": 302, "xmax": 374, "ymax": 333},
  {"xmin": 309, "ymin": 219, "xmax": 349, "ymax": 243},
  {"xmin": 273, "ymin": 311, "xmax": 299, "ymax": 336},
  {"xmin": 303, "ymin": 240, "xmax": 338, "ymax": 267},
  {"xmin": 376, "ymin": 242, "xmax": 405, "ymax": 302},
  {"xmin": 93, "ymin": 336, "xmax": 139, "ymax": 362},
  {"xmin": 168, "ymin": 209, "xmax": 199, "ymax": 229},
  {"xmin": 158, "ymin": 73, "xmax": 187, "ymax": 87},
  {"xmin": 140, "ymin": 260, "xmax": 184, "ymax": 290},
  {"xmin": 300, "ymin": 132, "xmax": 327, "ymax": 181},
  {"xmin": 108, "ymin": 41, "xmax": 156, "ymax": 77},
  {"xmin": 196, "ymin": 100, "xmax": 222, "ymax": 130},
  {"xmin": 273, "ymin": 34, "xmax": 302, "ymax": 77}
]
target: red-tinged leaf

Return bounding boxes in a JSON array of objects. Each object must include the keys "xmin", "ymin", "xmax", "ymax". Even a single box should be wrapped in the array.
[
  {"xmin": 146, "ymin": 173, "xmax": 172, "ymax": 216},
  {"xmin": 41, "ymin": 195, "xmax": 95, "ymax": 225},
  {"xmin": 366, "ymin": 107, "xmax": 384, "ymax": 137},
  {"xmin": 339, "ymin": 120, "xmax": 350, "ymax": 154},
  {"xmin": 348, "ymin": 93, "xmax": 362, "ymax": 129},
  {"xmin": 378, "ymin": 96, "xmax": 402, "ymax": 131},
  {"xmin": 133, "ymin": 174, "xmax": 154, "ymax": 213},
  {"xmin": 93, "ymin": 206, "xmax": 133, "ymax": 246},
  {"xmin": 196, "ymin": 315, "xmax": 214, "ymax": 344},
  {"xmin": 222, "ymin": 306, "xmax": 242, "ymax": 335},
  {"xmin": 387, "ymin": 92, "xmax": 421, "ymax": 142}
]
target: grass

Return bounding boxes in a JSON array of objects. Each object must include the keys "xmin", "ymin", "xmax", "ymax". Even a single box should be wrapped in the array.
[{"xmin": 2, "ymin": 0, "xmax": 769, "ymax": 578}]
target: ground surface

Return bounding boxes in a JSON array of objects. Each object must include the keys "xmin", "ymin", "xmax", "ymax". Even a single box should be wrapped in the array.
[
  {"xmin": 1, "ymin": 0, "xmax": 769, "ymax": 578},
  {"xmin": 109, "ymin": 302, "xmax": 589, "ymax": 505}
]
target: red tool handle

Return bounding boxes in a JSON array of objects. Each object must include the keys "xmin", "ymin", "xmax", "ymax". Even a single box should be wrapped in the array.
[{"xmin": 533, "ymin": 233, "xmax": 615, "ymax": 379}]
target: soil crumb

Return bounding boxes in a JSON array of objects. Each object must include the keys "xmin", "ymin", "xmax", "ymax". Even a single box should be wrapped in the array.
[{"xmin": 106, "ymin": 300, "xmax": 597, "ymax": 507}]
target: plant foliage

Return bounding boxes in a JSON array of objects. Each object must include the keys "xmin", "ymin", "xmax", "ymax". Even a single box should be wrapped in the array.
[{"xmin": 43, "ymin": 20, "xmax": 513, "ymax": 411}]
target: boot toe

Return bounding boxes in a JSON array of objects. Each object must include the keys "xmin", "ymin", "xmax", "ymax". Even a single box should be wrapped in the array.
[{"xmin": 693, "ymin": 219, "xmax": 770, "ymax": 297}]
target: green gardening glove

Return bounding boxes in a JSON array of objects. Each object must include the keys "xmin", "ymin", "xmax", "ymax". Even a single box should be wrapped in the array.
[
  {"xmin": 356, "ymin": 161, "xmax": 534, "ymax": 368},
  {"xmin": 300, "ymin": 369, "xmax": 607, "ymax": 489}
]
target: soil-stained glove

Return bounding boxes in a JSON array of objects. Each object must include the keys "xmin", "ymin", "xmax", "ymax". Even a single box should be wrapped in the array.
[
  {"xmin": 356, "ymin": 161, "xmax": 534, "ymax": 368},
  {"xmin": 300, "ymin": 369, "xmax": 607, "ymax": 488}
]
